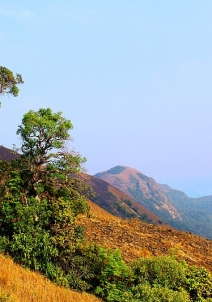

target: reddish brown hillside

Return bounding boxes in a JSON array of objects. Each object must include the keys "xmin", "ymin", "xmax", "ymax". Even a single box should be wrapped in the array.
[
  {"xmin": 94, "ymin": 166, "xmax": 184, "ymax": 228},
  {"xmin": 84, "ymin": 174, "xmax": 168, "ymax": 226},
  {"xmin": 0, "ymin": 145, "xmax": 20, "ymax": 161},
  {"xmin": 79, "ymin": 200, "xmax": 212, "ymax": 273}
]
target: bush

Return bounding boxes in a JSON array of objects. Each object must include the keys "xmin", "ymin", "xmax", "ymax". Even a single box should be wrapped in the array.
[
  {"xmin": 131, "ymin": 256, "xmax": 187, "ymax": 291},
  {"xmin": 94, "ymin": 247, "xmax": 131, "ymax": 301},
  {"xmin": 121, "ymin": 284, "xmax": 190, "ymax": 302},
  {"xmin": 186, "ymin": 265, "xmax": 212, "ymax": 301}
]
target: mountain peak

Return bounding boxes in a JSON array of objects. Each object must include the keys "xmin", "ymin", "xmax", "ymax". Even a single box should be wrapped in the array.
[
  {"xmin": 94, "ymin": 165, "xmax": 147, "ymax": 179},
  {"xmin": 94, "ymin": 166, "xmax": 183, "ymax": 222}
]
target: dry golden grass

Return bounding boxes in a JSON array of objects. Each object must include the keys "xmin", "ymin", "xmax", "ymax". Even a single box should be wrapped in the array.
[
  {"xmin": 79, "ymin": 200, "xmax": 212, "ymax": 272},
  {"xmin": 87, "ymin": 200, "xmax": 121, "ymax": 221},
  {"xmin": 0, "ymin": 253, "xmax": 101, "ymax": 302}
]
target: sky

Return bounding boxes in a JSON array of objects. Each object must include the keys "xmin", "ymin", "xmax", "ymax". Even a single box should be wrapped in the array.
[{"xmin": 1, "ymin": 1, "xmax": 212, "ymax": 197}]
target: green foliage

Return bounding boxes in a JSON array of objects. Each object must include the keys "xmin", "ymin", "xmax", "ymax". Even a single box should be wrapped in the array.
[
  {"xmin": 129, "ymin": 256, "xmax": 212, "ymax": 302},
  {"xmin": 0, "ymin": 236, "xmax": 9, "ymax": 253},
  {"xmin": 123, "ymin": 199, "xmax": 132, "ymax": 207},
  {"xmin": 0, "ymin": 66, "xmax": 24, "ymax": 106},
  {"xmin": 94, "ymin": 166, "xmax": 125, "ymax": 178},
  {"xmin": 186, "ymin": 265, "xmax": 212, "ymax": 301},
  {"xmin": 131, "ymin": 256, "xmax": 187, "ymax": 291},
  {"xmin": 10, "ymin": 230, "xmax": 58, "ymax": 271},
  {"xmin": 0, "ymin": 108, "xmax": 89, "ymax": 289},
  {"xmin": 94, "ymin": 247, "xmax": 131, "ymax": 301},
  {"xmin": 121, "ymin": 284, "xmax": 190, "ymax": 302},
  {"xmin": 136, "ymin": 173, "xmax": 149, "ymax": 182},
  {"xmin": 17, "ymin": 108, "xmax": 73, "ymax": 162},
  {"xmin": 0, "ymin": 290, "xmax": 15, "ymax": 302},
  {"xmin": 64, "ymin": 244, "xmax": 99, "ymax": 291},
  {"xmin": 107, "ymin": 166, "xmax": 126, "ymax": 175}
]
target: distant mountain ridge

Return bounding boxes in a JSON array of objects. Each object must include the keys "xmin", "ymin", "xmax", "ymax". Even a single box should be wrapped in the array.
[
  {"xmin": 95, "ymin": 165, "xmax": 183, "ymax": 224},
  {"xmin": 95, "ymin": 165, "xmax": 212, "ymax": 239},
  {"xmin": 83, "ymin": 174, "xmax": 169, "ymax": 226},
  {"xmin": 161, "ymin": 184, "xmax": 212, "ymax": 238}
]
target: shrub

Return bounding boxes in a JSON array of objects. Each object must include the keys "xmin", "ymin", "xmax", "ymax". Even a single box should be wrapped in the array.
[
  {"xmin": 94, "ymin": 247, "xmax": 131, "ymax": 301},
  {"xmin": 186, "ymin": 265, "xmax": 212, "ymax": 301},
  {"xmin": 131, "ymin": 256, "xmax": 187, "ymax": 291},
  {"xmin": 121, "ymin": 284, "xmax": 190, "ymax": 302}
]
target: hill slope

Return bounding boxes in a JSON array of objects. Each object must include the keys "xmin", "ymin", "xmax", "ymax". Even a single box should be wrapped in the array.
[
  {"xmin": 0, "ymin": 145, "xmax": 20, "ymax": 161},
  {"xmin": 79, "ymin": 200, "xmax": 212, "ymax": 274},
  {"xmin": 160, "ymin": 184, "xmax": 212, "ymax": 238},
  {"xmin": 95, "ymin": 166, "xmax": 212, "ymax": 239},
  {"xmin": 94, "ymin": 166, "xmax": 184, "ymax": 228},
  {"xmin": 0, "ymin": 146, "xmax": 167, "ymax": 226},
  {"xmin": 84, "ymin": 174, "xmax": 168, "ymax": 226},
  {"xmin": 0, "ymin": 253, "xmax": 101, "ymax": 302}
]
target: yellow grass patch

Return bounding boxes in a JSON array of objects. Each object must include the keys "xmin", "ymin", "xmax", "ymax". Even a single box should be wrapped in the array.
[{"xmin": 0, "ymin": 254, "xmax": 101, "ymax": 302}]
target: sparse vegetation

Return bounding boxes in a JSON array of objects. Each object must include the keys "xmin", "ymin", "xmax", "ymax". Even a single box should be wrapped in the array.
[
  {"xmin": 87, "ymin": 175, "xmax": 162, "ymax": 225},
  {"xmin": 95, "ymin": 166, "xmax": 125, "ymax": 178}
]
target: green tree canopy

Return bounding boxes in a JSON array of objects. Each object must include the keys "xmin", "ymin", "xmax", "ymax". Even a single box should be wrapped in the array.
[
  {"xmin": 0, "ymin": 66, "xmax": 24, "ymax": 106},
  {"xmin": 17, "ymin": 108, "xmax": 73, "ymax": 166},
  {"xmin": 0, "ymin": 108, "xmax": 88, "ymax": 285},
  {"xmin": 16, "ymin": 108, "xmax": 86, "ymax": 199}
]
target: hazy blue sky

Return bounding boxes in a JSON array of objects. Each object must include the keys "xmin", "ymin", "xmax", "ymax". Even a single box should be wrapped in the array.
[{"xmin": 1, "ymin": 1, "xmax": 212, "ymax": 197}]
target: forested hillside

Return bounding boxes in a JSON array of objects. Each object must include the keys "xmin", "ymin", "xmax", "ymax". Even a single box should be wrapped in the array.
[{"xmin": 161, "ymin": 185, "xmax": 212, "ymax": 239}]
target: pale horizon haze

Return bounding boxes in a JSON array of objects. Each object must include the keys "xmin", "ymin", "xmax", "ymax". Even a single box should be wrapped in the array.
[{"xmin": 1, "ymin": 1, "xmax": 212, "ymax": 197}]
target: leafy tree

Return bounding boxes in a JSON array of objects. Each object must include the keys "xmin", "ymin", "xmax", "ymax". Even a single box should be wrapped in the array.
[
  {"xmin": 0, "ymin": 108, "xmax": 89, "ymax": 286},
  {"xmin": 15, "ymin": 108, "xmax": 86, "ymax": 200},
  {"xmin": 17, "ymin": 108, "xmax": 72, "ymax": 166},
  {"xmin": 0, "ymin": 66, "xmax": 24, "ymax": 106},
  {"xmin": 94, "ymin": 247, "xmax": 131, "ymax": 301}
]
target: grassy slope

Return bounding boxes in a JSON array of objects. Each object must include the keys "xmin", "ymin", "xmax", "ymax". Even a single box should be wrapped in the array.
[
  {"xmin": 1, "ymin": 199, "xmax": 212, "ymax": 300},
  {"xmin": 0, "ymin": 253, "xmax": 101, "ymax": 302},
  {"xmin": 79, "ymin": 200, "xmax": 212, "ymax": 273}
]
